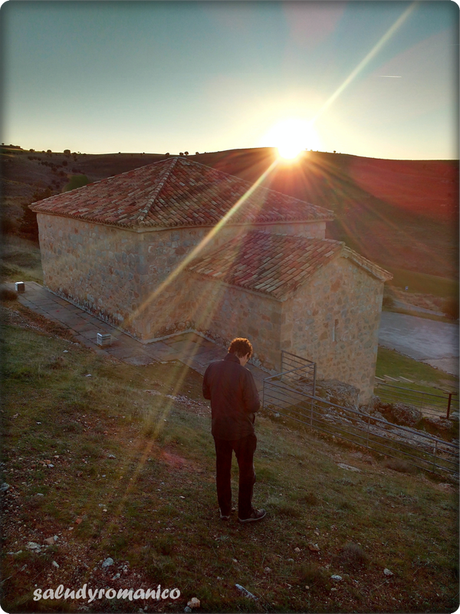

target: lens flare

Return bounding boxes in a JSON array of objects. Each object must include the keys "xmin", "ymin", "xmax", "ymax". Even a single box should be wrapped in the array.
[{"xmin": 263, "ymin": 118, "xmax": 321, "ymax": 160}]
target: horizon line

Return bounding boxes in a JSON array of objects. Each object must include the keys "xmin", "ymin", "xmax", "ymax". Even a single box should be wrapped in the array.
[{"xmin": 1, "ymin": 143, "xmax": 458, "ymax": 163}]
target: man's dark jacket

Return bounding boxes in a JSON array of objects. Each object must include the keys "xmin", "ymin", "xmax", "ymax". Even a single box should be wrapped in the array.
[{"xmin": 203, "ymin": 353, "xmax": 260, "ymax": 440}]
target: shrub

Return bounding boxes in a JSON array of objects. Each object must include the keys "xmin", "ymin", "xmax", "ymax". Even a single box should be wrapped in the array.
[
  {"xmin": 382, "ymin": 457, "xmax": 416, "ymax": 474},
  {"xmin": 443, "ymin": 298, "xmax": 459, "ymax": 320},
  {"xmin": 1, "ymin": 216, "xmax": 17, "ymax": 235},
  {"xmin": 19, "ymin": 203, "xmax": 39, "ymax": 242},
  {"xmin": 336, "ymin": 542, "xmax": 368, "ymax": 570},
  {"xmin": 0, "ymin": 288, "xmax": 18, "ymax": 301},
  {"xmin": 296, "ymin": 562, "xmax": 331, "ymax": 591},
  {"xmin": 63, "ymin": 175, "xmax": 89, "ymax": 192},
  {"xmin": 382, "ymin": 295, "xmax": 394, "ymax": 309}
]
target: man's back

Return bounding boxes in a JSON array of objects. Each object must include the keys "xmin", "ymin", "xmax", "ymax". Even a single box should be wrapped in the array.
[{"xmin": 203, "ymin": 353, "xmax": 260, "ymax": 440}]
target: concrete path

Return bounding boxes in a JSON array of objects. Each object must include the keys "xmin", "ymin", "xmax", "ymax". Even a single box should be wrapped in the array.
[
  {"xmin": 6, "ymin": 282, "xmax": 269, "ymax": 391},
  {"xmin": 379, "ymin": 311, "xmax": 459, "ymax": 375}
]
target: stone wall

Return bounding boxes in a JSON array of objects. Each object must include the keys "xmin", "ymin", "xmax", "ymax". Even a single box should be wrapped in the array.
[
  {"xmin": 282, "ymin": 257, "xmax": 384, "ymax": 403},
  {"xmin": 37, "ymin": 215, "xmax": 382, "ymax": 396},
  {"xmin": 132, "ymin": 221, "xmax": 324, "ymax": 342},
  {"xmin": 135, "ymin": 225, "xmax": 238, "ymax": 340},
  {"xmin": 193, "ymin": 278, "xmax": 282, "ymax": 371},
  {"xmin": 37, "ymin": 214, "xmax": 145, "ymax": 335},
  {"xmin": 133, "ymin": 260, "xmax": 282, "ymax": 371}
]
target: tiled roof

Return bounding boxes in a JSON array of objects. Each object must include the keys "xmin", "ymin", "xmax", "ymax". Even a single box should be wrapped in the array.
[
  {"xmin": 30, "ymin": 157, "xmax": 334, "ymax": 229},
  {"xmin": 187, "ymin": 231, "xmax": 392, "ymax": 300},
  {"xmin": 342, "ymin": 247, "xmax": 393, "ymax": 283}
]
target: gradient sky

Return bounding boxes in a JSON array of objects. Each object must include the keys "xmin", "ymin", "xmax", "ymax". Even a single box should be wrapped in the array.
[{"xmin": 1, "ymin": 1, "xmax": 458, "ymax": 160}]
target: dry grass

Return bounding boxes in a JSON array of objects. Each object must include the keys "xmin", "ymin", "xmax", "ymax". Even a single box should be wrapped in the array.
[
  {"xmin": 382, "ymin": 458, "xmax": 417, "ymax": 474},
  {"xmin": 0, "ymin": 288, "xmax": 18, "ymax": 301},
  {"xmin": 1, "ymin": 235, "xmax": 43, "ymax": 282},
  {"xmin": 1, "ymin": 308, "xmax": 459, "ymax": 613}
]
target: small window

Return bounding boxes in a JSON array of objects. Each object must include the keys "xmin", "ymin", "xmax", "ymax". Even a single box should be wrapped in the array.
[{"xmin": 333, "ymin": 319, "xmax": 339, "ymax": 342}]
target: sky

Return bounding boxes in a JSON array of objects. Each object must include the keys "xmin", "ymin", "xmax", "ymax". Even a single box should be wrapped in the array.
[{"xmin": 1, "ymin": 1, "xmax": 458, "ymax": 160}]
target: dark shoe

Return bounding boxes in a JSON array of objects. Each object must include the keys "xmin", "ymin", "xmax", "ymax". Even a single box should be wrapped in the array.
[
  {"xmin": 219, "ymin": 507, "xmax": 236, "ymax": 520},
  {"xmin": 238, "ymin": 508, "xmax": 266, "ymax": 523}
]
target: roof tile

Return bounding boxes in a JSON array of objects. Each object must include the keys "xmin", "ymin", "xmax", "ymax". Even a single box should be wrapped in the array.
[
  {"xmin": 187, "ymin": 231, "xmax": 392, "ymax": 299},
  {"xmin": 187, "ymin": 231, "xmax": 343, "ymax": 299},
  {"xmin": 30, "ymin": 157, "xmax": 334, "ymax": 229}
]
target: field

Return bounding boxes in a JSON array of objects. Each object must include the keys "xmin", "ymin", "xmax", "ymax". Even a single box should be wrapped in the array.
[
  {"xmin": 376, "ymin": 346, "xmax": 457, "ymax": 390},
  {"xmin": 1, "ymin": 297, "xmax": 459, "ymax": 613},
  {"xmin": 388, "ymin": 269, "xmax": 459, "ymax": 301}
]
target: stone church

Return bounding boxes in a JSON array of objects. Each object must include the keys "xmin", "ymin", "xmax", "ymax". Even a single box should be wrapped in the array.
[{"xmin": 31, "ymin": 156, "xmax": 392, "ymax": 401}]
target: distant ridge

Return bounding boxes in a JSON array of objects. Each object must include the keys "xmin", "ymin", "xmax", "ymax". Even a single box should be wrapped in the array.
[{"xmin": 2, "ymin": 145, "xmax": 458, "ymax": 280}]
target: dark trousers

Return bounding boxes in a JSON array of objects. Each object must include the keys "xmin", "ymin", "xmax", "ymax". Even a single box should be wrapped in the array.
[{"xmin": 213, "ymin": 433, "xmax": 257, "ymax": 519}]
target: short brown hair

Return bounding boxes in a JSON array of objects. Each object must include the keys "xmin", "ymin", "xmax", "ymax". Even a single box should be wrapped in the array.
[{"xmin": 228, "ymin": 337, "xmax": 253, "ymax": 358}]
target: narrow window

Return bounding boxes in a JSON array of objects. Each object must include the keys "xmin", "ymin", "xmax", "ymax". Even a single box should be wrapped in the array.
[{"xmin": 333, "ymin": 319, "xmax": 339, "ymax": 342}]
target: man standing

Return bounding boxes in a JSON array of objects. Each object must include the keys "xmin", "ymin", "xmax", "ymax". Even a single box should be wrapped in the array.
[{"xmin": 203, "ymin": 338, "xmax": 266, "ymax": 523}]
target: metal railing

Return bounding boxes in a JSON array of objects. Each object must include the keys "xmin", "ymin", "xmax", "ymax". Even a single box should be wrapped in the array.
[
  {"xmin": 263, "ymin": 373, "xmax": 458, "ymax": 477},
  {"xmin": 277, "ymin": 350, "xmax": 317, "ymax": 396},
  {"xmin": 375, "ymin": 381, "xmax": 459, "ymax": 419}
]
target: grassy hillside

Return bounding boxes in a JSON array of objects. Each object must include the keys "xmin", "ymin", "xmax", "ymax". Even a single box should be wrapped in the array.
[
  {"xmin": 1, "ymin": 145, "xmax": 458, "ymax": 283},
  {"xmin": 1, "ymin": 235, "xmax": 43, "ymax": 283},
  {"xmin": 1, "ymin": 147, "xmax": 167, "ymax": 231},
  {"xmin": 191, "ymin": 149, "xmax": 458, "ymax": 282},
  {"xmin": 1, "ymin": 300, "xmax": 458, "ymax": 613}
]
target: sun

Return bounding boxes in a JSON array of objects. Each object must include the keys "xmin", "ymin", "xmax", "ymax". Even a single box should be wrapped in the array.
[
  {"xmin": 263, "ymin": 118, "xmax": 321, "ymax": 160},
  {"xmin": 277, "ymin": 138, "xmax": 305, "ymax": 160}
]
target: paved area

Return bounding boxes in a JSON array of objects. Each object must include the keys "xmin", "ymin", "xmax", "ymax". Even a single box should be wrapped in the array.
[
  {"xmin": 6, "ymin": 282, "xmax": 269, "ymax": 391},
  {"xmin": 379, "ymin": 311, "xmax": 459, "ymax": 375}
]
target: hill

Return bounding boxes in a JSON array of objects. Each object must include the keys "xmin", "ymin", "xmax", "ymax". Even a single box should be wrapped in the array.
[
  {"xmin": 1, "ymin": 145, "xmax": 458, "ymax": 282},
  {"xmin": 1, "ymin": 299, "xmax": 458, "ymax": 612},
  {"xmin": 190, "ymin": 149, "xmax": 459, "ymax": 282}
]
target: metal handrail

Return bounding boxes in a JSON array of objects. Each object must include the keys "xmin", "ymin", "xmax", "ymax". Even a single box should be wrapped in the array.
[
  {"xmin": 264, "ymin": 385, "xmax": 456, "ymax": 448},
  {"xmin": 264, "ymin": 365, "xmax": 313, "ymax": 380},
  {"xmin": 263, "ymin": 352, "xmax": 458, "ymax": 475},
  {"xmin": 375, "ymin": 381, "xmax": 459, "ymax": 419},
  {"xmin": 281, "ymin": 349, "xmax": 316, "ymax": 365},
  {"xmin": 263, "ymin": 378, "xmax": 458, "ymax": 476},
  {"xmin": 376, "ymin": 382, "xmax": 458, "ymax": 402}
]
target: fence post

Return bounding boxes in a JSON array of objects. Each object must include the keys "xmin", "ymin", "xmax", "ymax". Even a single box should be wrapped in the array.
[
  {"xmin": 447, "ymin": 393, "xmax": 452, "ymax": 419},
  {"xmin": 433, "ymin": 440, "xmax": 438, "ymax": 473},
  {"xmin": 366, "ymin": 412, "xmax": 370, "ymax": 449}
]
